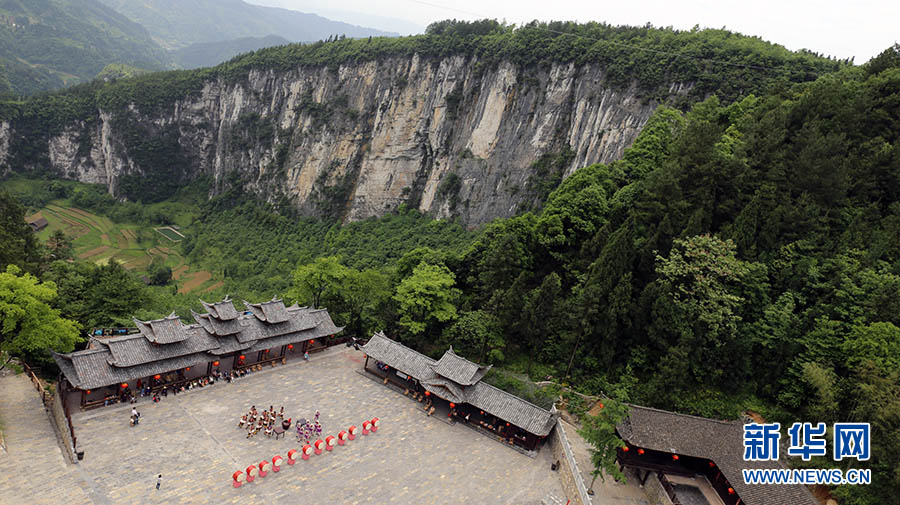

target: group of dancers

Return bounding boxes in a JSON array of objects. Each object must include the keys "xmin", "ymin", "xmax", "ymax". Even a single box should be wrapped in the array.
[
  {"xmin": 239, "ymin": 405, "xmax": 286, "ymax": 439},
  {"xmin": 296, "ymin": 410, "xmax": 323, "ymax": 444}
]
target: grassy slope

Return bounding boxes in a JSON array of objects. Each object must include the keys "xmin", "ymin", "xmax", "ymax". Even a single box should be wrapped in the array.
[{"xmin": 7, "ymin": 176, "xmax": 221, "ymax": 296}]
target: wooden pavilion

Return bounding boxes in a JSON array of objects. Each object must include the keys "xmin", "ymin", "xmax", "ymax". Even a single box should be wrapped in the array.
[
  {"xmin": 616, "ymin": 405, "xmax": 819, "ymax": 505},
  {"xmin": 360, "ymin": 332, "xmax": 557, "ymax": 450},
  {"xmin": 52, "ymin": 297, "xmax": 342, "ymax": 410}
]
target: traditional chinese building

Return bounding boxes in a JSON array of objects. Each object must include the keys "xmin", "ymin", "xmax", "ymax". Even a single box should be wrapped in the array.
[
  {"xmin": 616, "ymin": 405, "xmax": 818, "ymax": 505},
  {"xmin": 52, "ymin": 297, "xmax": 342, "ymax": 410},
  {"xmin": 360, "ymin": 332, "xmax": 557, "ymax": 450}
]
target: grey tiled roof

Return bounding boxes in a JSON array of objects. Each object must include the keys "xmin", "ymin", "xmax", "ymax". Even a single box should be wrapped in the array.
[
  {"xmin": 466, "ymin": 382, "xmax": 555, "ymax": 436},
  {"xmin": 200, "ymin": 298, "xmax": 239, "ymax": 320},
  {"xmin": 361, "ymin": 332, "xmax": 438, "ymax": 381},
  {"xmin": 54, "ymin": 348, "xmax": 209, "ymax": 390},
  {"xmin": 205, "ymin": 335, "xmax": 253, "ymax": 355},
  {"xmin": 361, "ymin": 333, "xmax": 556, "ymax": 436},
  {"xmin": 431, "ymin": 347, "xmax": 491, "ymax": 385},
  {"xmin": 134, "ymin": 313, "xmax": 191, "ymax": 344},
  {"xmin": 618, "ymin": 405, "xmax": 818, "ymax": 505},
  {"xmin": 191, "ymin": 310, "xmax": 242, "ymax": 336},
  {"xmin": 53, "ymin": 298, "xmax": 343, "ymax": 390},
  {"xmin": 244, "ymin": 299, "xmax": 290, "ymax": 323},
  {"xmin": 104, "ymin": 329, "xmax": 219, "ymax": 367}
]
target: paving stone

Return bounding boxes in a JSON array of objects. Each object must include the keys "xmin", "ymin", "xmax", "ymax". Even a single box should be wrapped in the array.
[{"xmin": 54, "ymin": 347, "xmax": 564, "ymax": 504}]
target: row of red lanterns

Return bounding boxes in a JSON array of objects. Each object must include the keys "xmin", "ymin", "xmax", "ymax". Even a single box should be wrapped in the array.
[
  {"xmin": 622, "ymin": 447, "xmax": 734, "ymax": 496},
  {"xmin": 232, "ymin": 418, "xmax": 380, "ymax": 488}
]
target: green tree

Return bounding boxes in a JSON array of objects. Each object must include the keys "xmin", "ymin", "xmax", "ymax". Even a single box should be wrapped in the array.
[
  {"xmin": 340, "ymin": 268, "xmax": 390, "ymax": 338},
  {"xmin": 393, "ymin": 262, "xmax": 460, "ymax": 340},
  {"xmin": 46, "ymin": 230, "xmax": 73, "ymax": 261},
  {"xmin": 0, "ymin": 191, "xmax": 43, "ymax": 274},
  {"xmin": 578, "ymin": 391, "xmax": 630, "ymax": 491},
  {"xmin": 442, "ymin": 310, "xmax": 504, "ymax": 363},
  {"xmin": 289, "ymin": 256, "xmax": 349, "ymax": 308},
  {"xmin": 0, "ymin": 265, "xmax": 79, "ymax": 364}
]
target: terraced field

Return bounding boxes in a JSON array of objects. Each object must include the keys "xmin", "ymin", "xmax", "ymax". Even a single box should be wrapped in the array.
[{"xmin": 26, "ymin": 203, "xmax": 222, "ymax": 295}]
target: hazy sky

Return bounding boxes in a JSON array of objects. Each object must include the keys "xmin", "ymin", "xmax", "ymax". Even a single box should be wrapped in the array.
[{"xmin": 248, "ymin": 0, "xmax": 898, "ymax": 63}]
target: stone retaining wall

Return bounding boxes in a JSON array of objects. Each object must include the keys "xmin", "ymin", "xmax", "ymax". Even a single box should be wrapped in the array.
[
  {"xmin": 549, "ymin": 420, "xmax": 592, "ymax": 505},
  {"xmin": 49, "ymin": 389, "xmax": 77, "ymax": 464}
]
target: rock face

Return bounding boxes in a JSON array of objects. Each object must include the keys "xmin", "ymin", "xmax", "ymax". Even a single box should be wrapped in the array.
[{"xmin": 1, "ymin": 55, "xmax": 689, "ymax": 226}]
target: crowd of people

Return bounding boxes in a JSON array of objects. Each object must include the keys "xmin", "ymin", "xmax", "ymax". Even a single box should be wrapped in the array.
[{"xmin": 239, "ymin": 405, "xmax": 287, "ymax": 439}]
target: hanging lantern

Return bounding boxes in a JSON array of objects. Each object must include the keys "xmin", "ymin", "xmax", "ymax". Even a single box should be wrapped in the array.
[
  {"xmin": 239, "ymin": 355, "xmax": 245, "ymax": 360},
  {"xmin": 264, "ymin": 349, "xmax": 269, "ymax": 354},
  {"xmin": 288, "ymin": 344, "xmax": 294, "ymax": 350},
  {"xmin": 185, "ymin": 367, "xmax": 190, "ymax": 371},
  {"xmin": 506, "ymin": 422, "xmax": 510, "ymax": 427},
  {"xmin": 120, "ymin": 383, "xmax": 128, "ymax": 388},
  {"xmin": 480, "ymin": 411, "xmax": 484, "ymax": 415},
  {"xmin": 153, "ymin": 374, "xmax": 161, "ymax": 380},
  {"xmin": 638, "ymin": 449, "xmax": 645, "ymax": 455},
  {"xmin": 672, "ymin": 454, "xmax": 679, "ymax": 461},
  {"xmin": 424, "ymin": 391, "xmax": 430, "ymax": 397},
  {"xmin": 449, "ymin": 403, "xmax": 456, "ymax": 408},
  {"xmin": 85, "ymin": 390, "xmax": 91, "ymax": 395},
  {"xmin": 310, "ymin": 340, "xmax": 315, "ymax": 345},
  {"xmin": 728, "ymin": 488, "xmax": 735, "ymax": 495},
  {"xmin": 709, "ymin": 461, "xmax": 715, "ymax": 467},
  {"xmin": 598, "ymin": 403, "xmax": 605, "ymax": 409},
  {"xmin": 213, "ymin": 361, "xmax": 219, "ymax": 366},
  {"xmin": 622, "ymin": 446, "xmax": 630, "ymax": 452}
]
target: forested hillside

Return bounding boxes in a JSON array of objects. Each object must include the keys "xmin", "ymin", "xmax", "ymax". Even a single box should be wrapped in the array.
[
  {"xmin": 96, "ymin": 0, "xmax": 395, "ymax": 49},
  {"xmin": 0, "ymin": 21, "xmax": 848, "ymax": 226},
  {"xmin": 0, "ymin": 0, "xmax": 169, "ymax": 96},
  {"xmin": 171, "ymin": 35, "xmax": 291, "ymax": 69}
]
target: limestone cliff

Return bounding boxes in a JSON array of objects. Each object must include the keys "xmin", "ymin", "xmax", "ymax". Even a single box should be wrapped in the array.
[{"xmin": 0, "ymin": 54, "xmax": 690, "ymax": 226}]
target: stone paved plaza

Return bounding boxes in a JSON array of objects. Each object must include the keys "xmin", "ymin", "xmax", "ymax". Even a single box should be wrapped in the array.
[{"xmin": 5, "ymin": 347, "xmax": 564, "ymax": 504}]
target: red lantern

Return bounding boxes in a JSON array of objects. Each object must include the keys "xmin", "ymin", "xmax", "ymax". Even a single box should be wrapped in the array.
[
  {"xmin": 637, "ymin": 449, "xmax": 645, "ymax": 455},
  {"xmin": 480, "ymin": 411, "xmax": 484, "ymax": 415},
  {"xmin": 288, "ymin": 344, "xmax": 294, "ymax": 350},
  {"xmin": 153, "ymin": 374, "xmax": 161, "ymax": 380},
  {"xmin": 185, "ymin": 367, "xmax": 190, "ymax": 371},
  {"xmin": 672, "ymin": 454, "xmax": 679, "ymax": 461},
  {"xmin": 310, "ymin": 340, "xmax": 315, "ymax": 344},
  {"xmin": 506, "ymin": 422, "xmax": 510, "ymax": 427},
  {"xmin": 709, "ymin": 461, "xmax": 715, "ymax": 467},
  {"xmin": 264, "ymin": 349, "xmax": 269, "ymax": 353},
  {"xmin": 598, "ymin": 403, "xmax": 605, "ymax": 409},
  {"xmin": 449, "ymin": 403, "xmax": 455, "ymax": 408},
  {"xmin": 120, "ymin": 383, "xmax": 128, "ymax": 388},
  {"xmin": 86, "ymin": 390, "xmax": 91, "ymax": 395},
  {"xmin": 728, "ymin": 487, "xmax": 735, "ymax": 495},
  {"xmin": 213, "ymin": 361, "xmax": 219, "ymax": 366},
  {"xmin": 424, "ymin": 391, "xmax": 430, "ymax": 397},
  {"xmin": 239, "ymin": 355, "xmax": 245, "ymax": 360},
  {"xmin": 622, "ymin": 446, "xmax": 630, "ymax": 452}
]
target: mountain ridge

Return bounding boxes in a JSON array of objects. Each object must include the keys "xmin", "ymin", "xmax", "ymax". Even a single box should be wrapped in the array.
[{"xmin": 0, "ymin": 21, "xmax": 847, "ymax": 226}]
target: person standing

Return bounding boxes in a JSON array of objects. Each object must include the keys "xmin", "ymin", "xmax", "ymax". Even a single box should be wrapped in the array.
[
  {"xmin": 156, "ymin": 474, "xmax": 162, "ymax": 490},
  {"xmin": 132, "ymin": 407, "xmax": 139, "ymax": 425}
]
